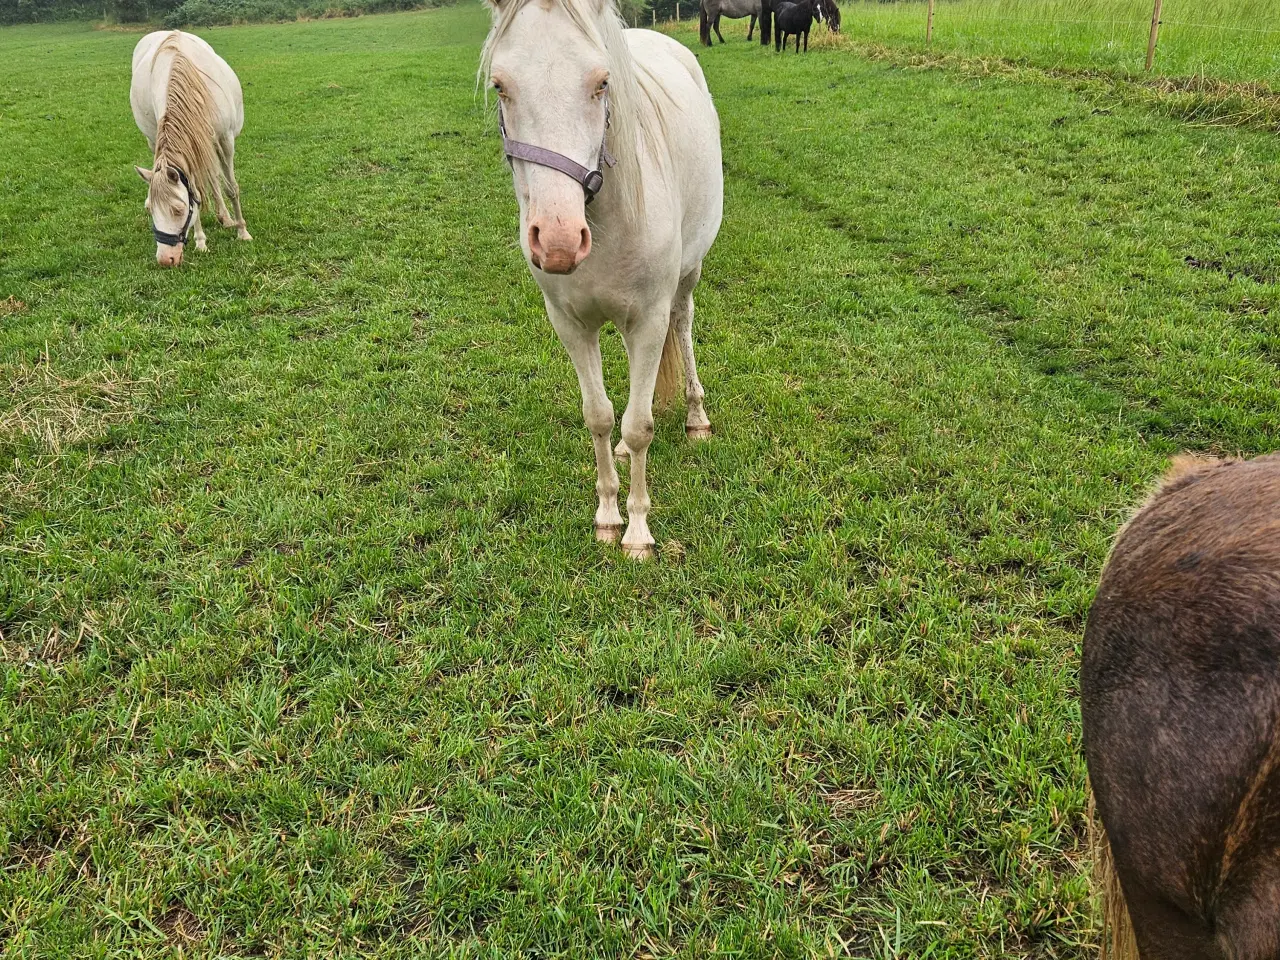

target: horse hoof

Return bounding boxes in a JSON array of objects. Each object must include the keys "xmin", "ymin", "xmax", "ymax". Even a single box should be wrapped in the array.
[
  {"xmin": 622, "ymin": 543, "xmax": 654, "ymax": 561},
  {"xmin": 237, "ymin": 229, "xmax": 253, "ymax": 241},
  {"xmin": 686, "ymin": 425, "xmax": 712, "ymax": 440},
  {"xmin": 615, "ymin": 445, "xmax": 630, "ymax": 461},
  {"xmin": 595, "ymin": 524, "xmax": 623, "ymax": 543}
]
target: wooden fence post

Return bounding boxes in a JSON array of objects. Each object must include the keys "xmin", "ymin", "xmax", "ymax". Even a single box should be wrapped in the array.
[
  {"xmin": 676, "ymin": 1, "xmax": 680, "ymax": 20},
  {"xmin": 1145, "ymin": 0, "xmax": 1164, "ymax": 71},
  {"xmin": 652, "ymin": 7, "xmax": 656, "ymax": 24},
  {"xmin": 926, "ymin": 0, "xmax": 935, "ymax": 44}
]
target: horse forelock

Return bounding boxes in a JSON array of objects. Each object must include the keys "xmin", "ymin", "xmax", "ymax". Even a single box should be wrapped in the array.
[
  {"xmin": 151, "ymin": 35, "xmax": 220, "ymax": 205},
  {"xmin": 480, "ymin": 0, "xmax": 670, "ymax": 222}
]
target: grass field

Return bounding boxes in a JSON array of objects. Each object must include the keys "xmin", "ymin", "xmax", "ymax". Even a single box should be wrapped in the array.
[
  {"xmin": 838, "ymin": 0, "xmax": 1280, "ymax": 81},
  {"xmin": 3, "ymin": 3, "xmax": 1280, "ymax": 957}
]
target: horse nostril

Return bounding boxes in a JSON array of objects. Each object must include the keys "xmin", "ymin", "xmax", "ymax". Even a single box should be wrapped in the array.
[
  {"xmin": 575, "ymin": 227, "xmax": 592, "ymax": 265},
  {"xmin": 528, "ymin": 224, "xmax": 542, "ymax": 256}
]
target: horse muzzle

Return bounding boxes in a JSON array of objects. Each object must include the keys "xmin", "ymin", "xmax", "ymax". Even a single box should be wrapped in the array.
[
  {"xmin": 156, "ymin": 243, "xmax": 184, "ymax": 267},
  {"xmin": 528, "ymin": 219, "xmax": 592, "ymax": 275}
]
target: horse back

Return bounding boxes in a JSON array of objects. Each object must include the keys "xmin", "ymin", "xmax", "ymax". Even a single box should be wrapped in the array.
[
  {"xmin": 131, "ymin": 30, "xmax": 244, "ymax": 141},
  {"xmin": 1083, "ymin": 454, "xmax": 1280, "ymax": 958}
]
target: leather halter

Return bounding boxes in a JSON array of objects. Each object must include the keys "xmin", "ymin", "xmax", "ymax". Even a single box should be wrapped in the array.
[
  {"xmin": 152, "ymin": 166, "xmax": 199, "ymax": 247},
  {"xmin": 498, "ymin": 100, "xmax": 616, "ymax": 205}
]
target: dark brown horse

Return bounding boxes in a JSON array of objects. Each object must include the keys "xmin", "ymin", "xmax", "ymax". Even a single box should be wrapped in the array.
[
  {"xmin": 1083, "ymin": 453, "xmax": 1280, "ymax": 959},
  {"xmin": 817, "ymin": 0, "xmax": 840, "ymax": 32}
]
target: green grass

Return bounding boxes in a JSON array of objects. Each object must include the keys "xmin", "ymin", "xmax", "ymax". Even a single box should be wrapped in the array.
[
  {"xmin": 837, "ymin": 0, "xmax": 1280, "ymax": 81},
  {"xmin": 3, "ymin": 4, "xmax": 1280, "ymax": 957}
]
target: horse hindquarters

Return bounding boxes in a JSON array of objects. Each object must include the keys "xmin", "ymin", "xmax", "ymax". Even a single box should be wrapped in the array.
[{"xmin": 1083, "ymin": 455, "xmax": 1280, "ymax": 960}]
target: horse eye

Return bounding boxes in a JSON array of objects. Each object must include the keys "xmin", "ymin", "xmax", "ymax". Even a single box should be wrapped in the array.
[
  {"xmin": 596, "ymin": 79, "xmax": 608, "ymax": 97},
  {"xmin": 491, "ymin": 80, "xmax": 505, "ymax": 97}
]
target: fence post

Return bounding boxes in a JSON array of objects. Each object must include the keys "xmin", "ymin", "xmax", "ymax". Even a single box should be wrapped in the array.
[
  {"xmin": 1145, "ymin": 0, "xmax": 1163, "ymax": 71},
  {"xmin": 676, "ymin": 1, "xmax": 679, "ymax": 20},
  {"xmin": 926, "ymin": 0, "xmax": 935, "ymax": 44},
  {"xmin": 652, "ymin": 8, "xmax": 656, "ymax": 24}
]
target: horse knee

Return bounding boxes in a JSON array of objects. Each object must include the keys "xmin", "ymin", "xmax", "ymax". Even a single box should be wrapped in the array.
[
  {"xmin": 583, "ymin": 400, "xmax": 614, "ymax": 437},
  {"xmin": 621, "ymin": 414, "xmax": 654, "ymax": 453}
]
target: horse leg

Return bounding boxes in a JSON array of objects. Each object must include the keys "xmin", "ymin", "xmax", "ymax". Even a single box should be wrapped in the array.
[
  {"xmin": 747, "ymin": 13, "xmax": 755, "ymax": 40},
  {"xmin": 548, "ymin": 308, "xmax": 624, "ymax": 543},
  {"xmin": 714, "ymin": 14, "xmax": 725, "ymax": 42},
  {"xmin": 617, "ymin": 311, "xmax": 669, "ymax": 560},
  {"xmin": 190, "ymin": 199, "xmax": 208, "ymax": 252},
  {"xmin": 218, "ymin": 132, "xmax": 252, "ymax": 241},
  {"xmin": 673, "ymin": 265, "xmax": 711, "ymax": 439},
  {"xmin": 212, "ymin": 150, "xmax": 235, "ymax": 229}
]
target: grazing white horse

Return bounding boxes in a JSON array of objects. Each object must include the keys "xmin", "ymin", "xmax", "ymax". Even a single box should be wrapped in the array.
[
  {"xmin": 482, "ymin": 0, "xmax": 723, "ymax": 560},
  {"xmin": 130, "ymin": 31, "xmax": 251, "ymax": 267}
]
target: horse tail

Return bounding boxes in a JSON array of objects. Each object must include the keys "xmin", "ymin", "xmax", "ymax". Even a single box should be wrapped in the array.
[
  {"xmin": 1090, "ymin": 790, "xmax": 1138, "ymax": 960},
  {"xmin": 699, "ymin": 3, "xmax": 711, "ymax": 46},
  {"xmin": 655, "ymin": 319, "xmax": 684, "ymax": 411}
]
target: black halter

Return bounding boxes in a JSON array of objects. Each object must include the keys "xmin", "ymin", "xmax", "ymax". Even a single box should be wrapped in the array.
[
  {"xmin": 498, "ymin": 100, "xmax": 616, "ymax": 205},
  {"xmin": 153, "ymin": 166, "xmax": 199, "ymax": 247}
]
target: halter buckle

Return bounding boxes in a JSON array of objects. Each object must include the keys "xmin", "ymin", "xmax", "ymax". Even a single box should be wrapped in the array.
[{"xmin": 583, "ymin": 170, "xmax": 605, "ymax": 204}]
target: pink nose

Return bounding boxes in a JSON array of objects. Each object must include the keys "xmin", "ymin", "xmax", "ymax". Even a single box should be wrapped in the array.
[
  {"xmin": 156, "ymin": 246, "xmax": 183, "ymax": 268},
  {"xmin": 528, "ymin": 219, "xmax": 591, "ymax": 274}
]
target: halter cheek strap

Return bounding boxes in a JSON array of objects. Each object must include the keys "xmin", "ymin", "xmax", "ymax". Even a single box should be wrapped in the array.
[
  {"xmin": 152, "ymin": 167, "xmax": 199, "ymax": 247},
  {"xmin": 498, "ymin": 101, "xmax": 616, "ymax": 205}
]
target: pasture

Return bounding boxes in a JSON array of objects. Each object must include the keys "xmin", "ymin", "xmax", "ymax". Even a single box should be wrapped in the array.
[
  {"xmin": 838, "ymin": 0, "xmax": 1280, "ymax": 80},
  {"xmin": 3, "ymin": 4, "xmax": 1280, "ymax": 956}
]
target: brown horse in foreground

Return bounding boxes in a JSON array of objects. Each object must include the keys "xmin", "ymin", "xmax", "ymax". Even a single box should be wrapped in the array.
[{"xmin": 1083, "ymin": 453, "xmax": 1280, "ymax": 959}]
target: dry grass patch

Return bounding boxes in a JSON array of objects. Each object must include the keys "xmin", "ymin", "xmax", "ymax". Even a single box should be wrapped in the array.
[{"xmin": 0, "ymin": 352, "xmax": 160, "ymax": 453}]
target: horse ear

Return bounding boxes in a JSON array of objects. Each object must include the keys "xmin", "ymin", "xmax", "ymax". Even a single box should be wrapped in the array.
[{"xmin": 135, "ymin": 165, "xmax": 154, "ymax": 183}]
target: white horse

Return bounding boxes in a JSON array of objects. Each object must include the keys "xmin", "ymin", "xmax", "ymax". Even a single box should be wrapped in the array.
[
  {"xmin": 482, "ymin": 0, "xmax": 723, "ymax": 560},
  {"xmin": 130, "ymin": 31, "xmax": 251, "ymax": 267}
]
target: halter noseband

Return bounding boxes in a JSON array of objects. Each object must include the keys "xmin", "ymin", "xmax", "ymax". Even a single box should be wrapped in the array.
[
  {"xmin": 498, "ymin": 101, "xmax": 616, "ymax": 205},
  {"xmin": 152, "ymin": 166, "xmax": 199, "ymax": 247}
]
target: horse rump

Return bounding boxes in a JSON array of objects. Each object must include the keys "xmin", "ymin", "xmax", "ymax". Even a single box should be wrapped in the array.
[{"xmin": 1083, "ymin": 453, "xmax": 1280, "ymax": 960}]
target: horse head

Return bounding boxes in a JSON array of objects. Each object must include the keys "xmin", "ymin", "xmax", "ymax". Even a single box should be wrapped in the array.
[{"xmin": 482, "ymin": 0, "xmax": 633, "ymax": 274}]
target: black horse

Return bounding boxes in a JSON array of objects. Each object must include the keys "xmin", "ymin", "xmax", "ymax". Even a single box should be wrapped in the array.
[{"xmin": 774, "ymin": 0, "xmax": 820, "ymax": 52}]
